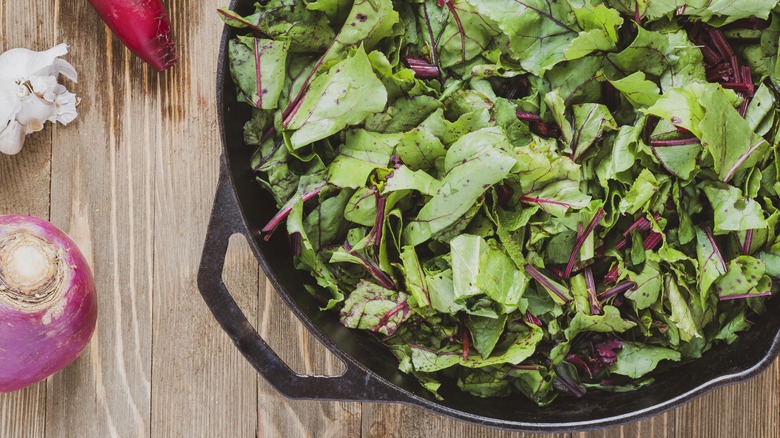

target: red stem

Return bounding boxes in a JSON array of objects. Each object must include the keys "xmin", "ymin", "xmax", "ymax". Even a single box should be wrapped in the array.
[
  {"xmin": 525, "ymin": 265, "xmax": 570, "ymax": 303},
  {"xmin": 650, "ymin": 137, "xmax": 700, "ymax": 147},
  {"xmin": 564, "ymin": 209, "xmax": 605, "ymax": 278},
  {"xmin": 719, "ymin": 292, "xmax": 772, "ymax": 301},
  {"xmin": 262, "ymin": 185, "xmax": 326, "ymax": 239},
  {"xmin": 372, "ymin": 302, "xmax": 410, "ymax": 332},
  {"xmin": 597, "ymin": 281, "xmax": 637, "ymax": 300}
]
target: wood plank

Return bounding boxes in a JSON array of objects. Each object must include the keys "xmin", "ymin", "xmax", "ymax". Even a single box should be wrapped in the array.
[
  {"xmin": 44, "ymin": 1, "xmax": 155, "ymax": 436},
  {"xmin": 0, "ymin": 1, "xmax": 56, "ymax": 436},
  {"xmin": 574, "ymin": 413, "xmax": 674, "ymax": 438},
  {"xmin": 256, "ymin": 279, "xmax": 362, "ymax": 438},
  {"xmin": 361, "ymin": 402, "xmax": 570, "ymax": 438},
  {"xmin": 674, "ymin": 363, "xmax": 779, "ymax": 438},
  {"xmin": 149, "ymin": 1, "xmax": 258, "ymax": 435}
]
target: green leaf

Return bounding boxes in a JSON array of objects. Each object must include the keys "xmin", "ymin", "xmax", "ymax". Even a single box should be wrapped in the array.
[
  {"xmin": 609, "ymin": 72, "xmax": 661, "ymax": 108},
  {"xmin": 286, "ymin": 47, "xmax": 388, "ymax": 149},
  {"xmin": 570, "ymin": 103, "xmax": 619, "ymax": 160},
  {"xmin": 383, "ymin": 166, "xmax": 442, "ymax": 196},
  {"xmin": 565, "ymin": 0, "xmax": 624, "ymax": 59},
  {"xmin": 644, "ymin": 84, "xmax": 708, "ymax": 138},
  {"xmin": 457, "ymin": 369, "xmax": 512, "ymax": 398},
  {"xmin": 653, "ymin": 143, "xmax": 701, "ymax": 180},
  {"xmin": 596, "ymin": 121, "xmax": 643, "ymax": 185},
  {"xmin": 327, "ymin": 0, "xmax": 400, "ymax": 62},
  {"xmin": 716, "ymin": 256, "xmax": 771, "ymax": 299},
  {"xmin": 229, "ymin": 37, "xmax": 289, "ymax": 110},
  {"xmin": 695, "ymin": 228, "xmax": 727, "ymax": 303},
  {"xmin": 701, "ymin": 182, "xmax": 768, "ymax": 234},
  {"xmin": 609, "ymin": 342, "xmax": 681, "ymax": 379},
  {"xmin": 306, "ymin": 0, "xmax": 352, "ymax": 21},
  {"xmin": 619, "ymin": 169, "xmax": 659, "ymax": 214},
  {"xmin": 626, "ymin": 257, "xmax": 662, "ymax": 310},
  {"xmin": 461, "ymin": 324, "xmax": 543, "ymax": 368},
  {"xmin": 608, "ymin": 28, "xmax": 706, "ymax": 89},
  {"xmin": 219, "ymin": 1, "xmax": 335, "ymax": 52},
  {"xmin": 405, "ymin": 128, "xmax": 517, "ymax": 245},
  {"xmin": 400, "ymin": 245, "xmax": 431, "ymax": 307},
  {"xmin": 466, "ymin": 314, "xmax": 508, "ymax": 358},
  {"xmin": 666, "ymin": 277, "xmax": 701, "ymax": 342},
  {"xmin": 466, "ymin": 0, "xmax": 579, "ymax": 74},
  {"xmin": 328, "ymin": 129, "xmax": 397, "ymax": 188},
  {"xmin": 450, "ymin": 235, "xmax": 528, "ymax": 313},
  {"xmin": 514, "ymin": 139, "xmax": 591, "ymax": 217},
  {"xmin": 698, "ymin": 84, "xmax": 770, "ymax": 183},
  {"xmin": 564, "ymin": 305, "xmax": 636, "ymax": 340},
  {"xmin": 340, "ymin": 280, "xmax": 410, "ymax": 336}
]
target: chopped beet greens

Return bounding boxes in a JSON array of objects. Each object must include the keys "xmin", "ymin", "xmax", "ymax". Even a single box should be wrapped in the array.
[{"xmin": 222, "ymin": 0, "xmax": 780, "ymax": 405}]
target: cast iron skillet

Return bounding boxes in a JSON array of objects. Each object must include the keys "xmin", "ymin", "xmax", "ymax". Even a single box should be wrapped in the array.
[{"xmin": 198, "ymin": 0, "xmax": 780, "ymax": 432}]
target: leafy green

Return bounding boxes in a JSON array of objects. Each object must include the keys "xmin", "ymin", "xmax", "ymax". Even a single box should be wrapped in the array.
[
  {"xmin": 227, "ymin": 0, "xmax": 780, "ymax": 406},
  {"xmin": 285, "ymin": 47, "xmax": 388, "ymax": 149}
]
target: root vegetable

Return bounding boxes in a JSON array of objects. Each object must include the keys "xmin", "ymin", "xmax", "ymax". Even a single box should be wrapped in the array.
[
  {"xmin": 0, "ymin": 215, "xmax": 97, "ymax": 392},
  {"xmin": 87, "ymin": 0, "xmax": 178, "ymax": 71}
]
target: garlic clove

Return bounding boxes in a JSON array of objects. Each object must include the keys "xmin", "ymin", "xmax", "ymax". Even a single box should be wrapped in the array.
[
  {"xmin": 15, "ymin": 96, "xmax": 57, "ymax": 129},
  {"xmin": 0, "ymin": 121, "xmax": 26, "ymax": 155},
  {"xmin": 53, "ymin": 85, "xmax": 78, "ymax": 125}
]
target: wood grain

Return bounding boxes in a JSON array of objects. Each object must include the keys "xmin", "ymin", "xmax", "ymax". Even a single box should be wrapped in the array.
[
  {"xmin": 0, "ymin": 1, "xmax": 55, "ymax": 436},
  {"xmin": 256, "ymin": 278, "xmax": 361, "ymax": 438},
  {"xmin": 150, "ymin": 1, "xmax": 258, "ymax": 436},
  {"xmin": 0, "ymin": 0, "xmax": 779, "ymax": 437}
]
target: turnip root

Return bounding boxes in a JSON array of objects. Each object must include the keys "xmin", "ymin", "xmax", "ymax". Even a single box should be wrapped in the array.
[{"xmin": 0, "ymin": 215, "xmax": 97, "ymax": 392}]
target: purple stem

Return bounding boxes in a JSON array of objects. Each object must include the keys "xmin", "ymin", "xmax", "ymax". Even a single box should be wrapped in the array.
[
  {"xmin": 565, "ymin": 209, "xmax": 606, "ymax": 278},
  {"xmin": 217, "ymin": 9, "xmax": 272, "ymax": 38},
  {"xmin": 371, "ymin": 302, "xmax": 409, "ymax": 332},
  {"xmin": 642, "ymin": 232, "xmax": 663, "ymax": 251},
  {"xmin": 372, "ymin": 194, "xmax": 387, "ymax": 264},
  {"xmin": 650, "ymin": 137, "xmax": 701, "ymax": 147},
  {"xmin": 704, "ymin": 227, "xmax": 727, "ymax": 271},
  {"xmin": 604, "ymin": 266, "xmax": 619, "ymax": 284},
  {"xmin": 404, "ymin": 56, "xmax": 440, "ymax": 79},
  {"xmin": 525, "ymin": 265, "xmax": 571, "ymax": 303},
  {"xmin": 342, "ymin": 243, "xmax": 396, "ymax": 290},
  {"xmin": 439, "ymin": 0, "xmax": 466, "ymax": 63},
  {"xmin": 511, "ymin": 365, "xmax": 543, "ymax": 371},
  {"xmin": 516, "ymin": 111, "xmax": 543, "ymax": 122},
  {"xmin": 261, "ymin": 184, "xmax": 326, "ymax": 240},
  {"xmin": 253, "ymin": 38, "xmax": 265, "ymax": 108},
  {"xmin": 719, "ymin": 292, "xmax": 772, "ymax": 301},
  {"xmin": 584, "ymin": 268, "xmax": 601, "ymax": 315},
  {"xmin": 741, "ymin": 229, "xmax": 754, "ymax": 255},
  {"xmin": 566, "ymin": 354, "xmax": 593, "ymax": 379},
  {"xmin": 525, "ymin": 311, "xmax": 543, "ymax": 327},
  {"xmin": 721, "ymin": 82, "xmax": 754, "ymax": 94},
  {"xmin": 699, "ymin": 45, "xmax": 722, "ymax": 65},
  {"xmin": 706, "ymin": 27, "xmax": 735, "ymax": 58},
  {"xmin": 519, "ymin": 196, "xmax": 574, "ymax": 208},
  {"xmin": 290, "ymin": 232, "xmax": 302, "ymax": 257},
  {"xmin": 597, "ymin": 281, "xmax": 637, "ymax": 300}
]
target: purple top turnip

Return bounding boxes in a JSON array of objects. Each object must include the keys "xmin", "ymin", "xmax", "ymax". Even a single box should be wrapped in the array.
[{"xmin": 0, "ymin": 215, "xmax": 97, "ymax": 392}]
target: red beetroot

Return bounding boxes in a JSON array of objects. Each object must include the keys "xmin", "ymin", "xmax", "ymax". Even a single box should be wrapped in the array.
[
  {"xmin": 87, "ymin": 0, "xmax": 178, "ymax": 71},
  {"xmin": 0, "ymin": 215, "xmax": 97, "ymax": 392}
]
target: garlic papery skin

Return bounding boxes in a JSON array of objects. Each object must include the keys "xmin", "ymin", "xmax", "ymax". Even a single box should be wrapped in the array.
[
  {"xmin": 0, "ymin": 44, "xmax": 78, "ymax": 156},
  {"xmin": 0, "ymin": 121, "xmax": 27, "ymax": 156}
]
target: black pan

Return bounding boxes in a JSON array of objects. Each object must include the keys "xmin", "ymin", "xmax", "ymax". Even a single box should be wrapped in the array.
[{"xmin": 198, "ymin": 1, "xmax": 780, "ymax": 432}]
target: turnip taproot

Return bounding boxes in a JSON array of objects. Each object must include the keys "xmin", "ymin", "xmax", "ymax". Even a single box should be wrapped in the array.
[
  {"xmin": 87, "ymin": 0, "xmax": 178, "ymax": 71},
  {"xmin": 0, "ymin": 215, "xmax": 97, "ymax": 392}
]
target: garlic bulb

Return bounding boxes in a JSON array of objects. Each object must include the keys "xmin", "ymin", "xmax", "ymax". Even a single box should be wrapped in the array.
[{"xmin": 0, "ymin": 44, "xmax": 78, "ymax": 155}]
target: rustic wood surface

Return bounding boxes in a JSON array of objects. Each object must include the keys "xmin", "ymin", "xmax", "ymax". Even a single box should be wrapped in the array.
[{"xmin": 0, "ymin": 1, "xmax": 778, "ymax": 437}]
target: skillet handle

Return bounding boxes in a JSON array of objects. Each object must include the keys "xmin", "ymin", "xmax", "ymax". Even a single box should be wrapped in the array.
[{"xmin": 197, "ymin": 159, "xmax": 411, "ymax": 402}]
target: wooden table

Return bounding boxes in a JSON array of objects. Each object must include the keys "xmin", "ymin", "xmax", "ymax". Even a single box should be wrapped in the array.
[{"xmin": 0, "ymin": 1, "xmax": 778, "ymax": 437}]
